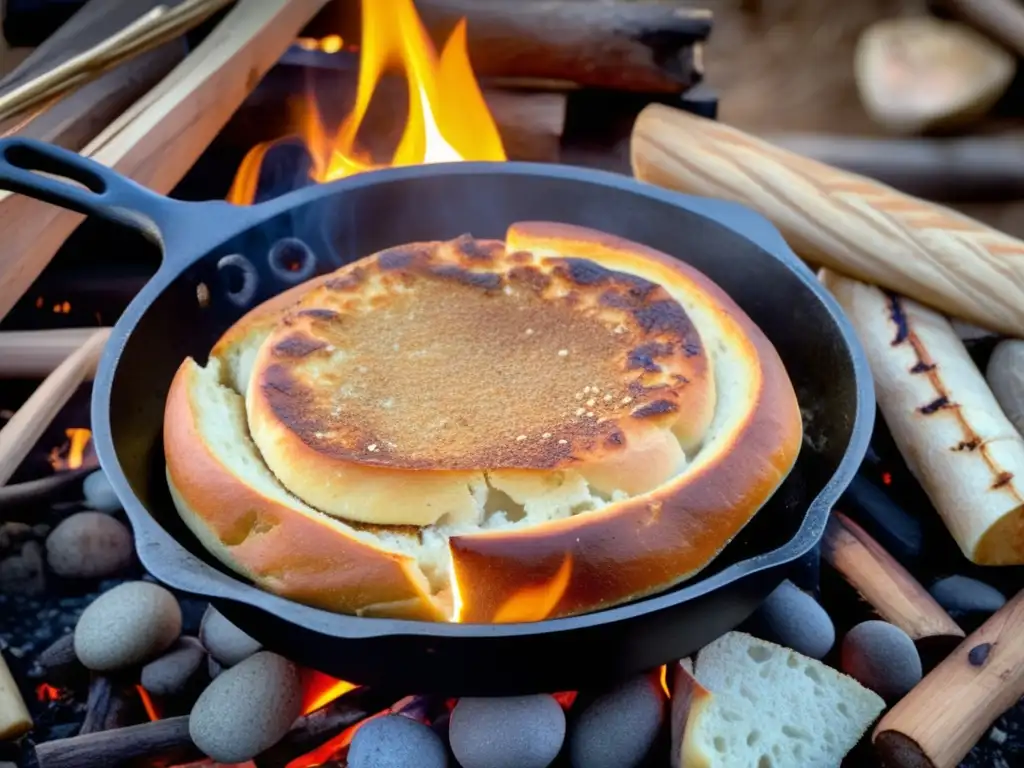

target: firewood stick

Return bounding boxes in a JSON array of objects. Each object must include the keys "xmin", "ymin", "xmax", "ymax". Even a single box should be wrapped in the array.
[
  {"xmin": 822, "ymin": 512, "xmax": 964, "ymax": 642},
  {"xmin": 821, "ymin": 270, "xmax": 1024, "ymax": 566},
  {"xmin": 0, "ymin": 328, "xmax": 111, "ymax": 378},
  {"xmin": 0, "ymin": 467, "xmax": 95, "ymax": 519},
  {"xmin": 79, "ymin": 675, "xmax": 135, "ymax": 735},
  {"xmin": 762, "ymin": 132, "xmax": 1024, "ymax": 203},
  {"xmin": 0, "ymin": 0, "xmax": 332, "ymax": 324},
  {"xmin": 0, "ymin": 652, "xmax": 32, "ymax": 740},
  {"xmin": 0, "ymin": 328, "xmax": 109, "ymax": 486},
  {"xmin": 873, "ymin": 588, "xmax": 1024, "ymax": 768},
  {"xmin": 33, "ymin": 715, "xmax": 202, "ymax": 768},
  {"xmin": 630, "ymin": 104, "xmax": 1024, "ymax": 337},
  {"xmin": 318, "ymin": 0, "xmax": 711, "ymax": 93},
  {"xmin": 934, "ymin": 0, "xmax": 1024, "ymax": 58}
]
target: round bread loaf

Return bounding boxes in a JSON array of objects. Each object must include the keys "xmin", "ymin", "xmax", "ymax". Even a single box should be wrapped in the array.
[{"xmin": 163, "ymin": 222, "xmax": 802, "ymax": 622}]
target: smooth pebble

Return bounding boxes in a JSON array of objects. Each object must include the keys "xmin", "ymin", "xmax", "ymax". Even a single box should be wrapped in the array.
[
  {"xmin": 141, "ymin": 636, "xmax": 206, "ymax": 696},
  {"xmin": 987, "ymin": 340, "xmax": 1024, "ymax": 436},
  {"xmin": 570, "ymin": 675, "xmax": 665, "ymax": 768},
  {"xmin": 450, "ymin": 694, "xmax": 565, "ymax": 768},
  {"xmin": 348, "ymin": 715, "xmax": 448, "ymax": 768},
  {"xmin": 199, "ymin": 605, "xmax": 261, "ymax": 666},
  {"xmin": 189, "ymin": 651, "xmax": 302, "ymax": 763},
  {"xmin": 83, "ymin": 470, "xmax": 122, "ymax": 512},
  {"xmin": 930, "ymin": 575, "xmax": 1006, "ymax": 618},
  {"xmin": 752, "ymin": 579, "xmax": 835, "ymax": 659},
  {"xmin": 841, "ymin": 620, "xmax": 922, "ymax": 700},
  {"xmin": 74, "ymin": 581, "xmax": 181, "ymax": 671},
  {"xmin": 46, "ymin": 512, "xmax": 133, "ymax": 578}
]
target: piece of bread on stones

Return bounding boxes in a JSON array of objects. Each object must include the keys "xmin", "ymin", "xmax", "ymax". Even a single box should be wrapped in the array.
[
  {"xmin": 673, "ymin": 632, "xmax": 885, "ymax": 768},
  {"xmin": 164, "ymin": 222, "xmax": 802, "ymax": 622}
]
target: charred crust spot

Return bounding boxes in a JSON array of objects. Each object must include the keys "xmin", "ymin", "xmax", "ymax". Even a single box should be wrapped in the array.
[
  {"xmin": 954, "ymin": 438, "xmax": 981, "ymax": 452},
  {"xmin": 968, "ymin": 643, "xmax": 992, "ymax": 666},
  {"xmin": 508, "ymin": 250, "xmax": 532, "ymax": 264},
  {"xmin": 326, "ymin": 270, "xmax": 364, "ymax": 291},
  {"xmin": 429, "ymin": 265, "xmax": 503, "ymax": 292},
  {"xmin": 633, "ymin": 300, "xmax": 694, "ymax": 337},
  {"xmin": 683, "ymin": 342, "xmax": 701, "ymax": 357},
  {"xmin": 599, "ymin": 290, "xmax": 630, "ymax": 310},
  {"xmin": 993, "ymin": 472, "xmax": 1014, "ymax": 489},
  {"xmin": 910, "ymin": 361, "xmax": 936, "ymax": 374},
  {"xmin": 377, "ymin": 247, "xmax": 417, "ymax": 271},
  {"xmin": 919, "ymin": 396, "xmax": 950, "ymax": 415},
  {"xmin": 631, "ymin": 399, "xmax": 678, "ymax": 419},
  {"xmin": 272, "ymin": 335, "xmax": 328, "ymax": 358},
  {"xmin": 508, "ymin": 265, "xmax": 551, "ymax": 292},
  {"xmin": 605, "ymin": 430, "xmax": 625, "ymax": 447},
  {"xmin": 885, "ymin": 291, "xmax": 910, "ymax": 345},
  {"xmin": 628, "ymin": 342, "xmax": 674, "ymax": 372},
  {"xmin": 561, "ymin": 257, "xmax": 615, "ymax": 286},
  {"xmin": 454, "ymin": 234, "xmax": 497, "ymax": 261},
  {"xmin": 296, "ymin": 308, "xmax": 339, "ymax": 321}
]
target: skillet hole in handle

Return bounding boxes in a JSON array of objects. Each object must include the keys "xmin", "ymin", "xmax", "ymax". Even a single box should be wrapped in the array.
[
  {"xmin": 217, "ymin": 254, "xmax": 259, "ymax": 309},
  {"xmin": 2, "ymin": 141, "xmax": 108, "ymax": 195},
  {"xmin": 268, "ymin": 237, "xmax": 317, "ymax": 284}
]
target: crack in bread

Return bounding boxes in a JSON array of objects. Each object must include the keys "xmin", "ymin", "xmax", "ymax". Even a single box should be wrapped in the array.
[{"xmin": 164, "ymin": 222, "xmax": 802, "ymax": 623}]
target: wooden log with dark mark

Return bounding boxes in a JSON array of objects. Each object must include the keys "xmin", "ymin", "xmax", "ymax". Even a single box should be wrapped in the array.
[
  {"xmin": 316, "ymin": 0, "xmax": 711, "ymax": 93},
  {"xmin": 838, "ymin": 473, "xmax": 926, "ymax": 564},
  {"xmin": 0, "ymin": 0, "xmax": 188, "ymax": 149},
  {"xmin": 763, "ymin": 133, "xmax": 1024, "ymax": 204},
  {"xmin": 822, "ymin": 512, "xmax": 964, "ymax": 662},
  {"xmin": 874, "ymin": 588, "xmax": 1024, "ymax": 768}
]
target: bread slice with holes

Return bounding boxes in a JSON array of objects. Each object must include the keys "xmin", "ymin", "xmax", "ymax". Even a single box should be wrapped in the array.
[{"xmin": 672, "ymin": 632, "xmax": 885, "ymax": 768}]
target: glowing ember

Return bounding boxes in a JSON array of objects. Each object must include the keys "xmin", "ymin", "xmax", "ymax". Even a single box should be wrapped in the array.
[
  {"xmin": 552, "ymin": 690, "xmax": 578, "ymax": 709},
  {"xmin": 490, "ymin": 555, "xmax": 573, "ymax": 624},
  {"xmin": 36, "ymin": 683, "xmax": 62, "ymax": 703},
  {"xmin": 300, "ymin": 669, "xmax": 357, "ymax": 715},
  {"xmin": 659, "ymin": 665, "xmax": 670, "ymax": 697},
  {"xmin": 228, "ymin": 0, "xmax": 505, "ymax": 205},
  {"xmin": 136, "ymin": 685, "xmax": 161, "ymax": 721},
  {"xmin": 47, "ymin": 427, "xmax": 95, "ymax": 472},
  {"xmin": 295, "ymin": 34, "xmax": 346, "ymax": 53}
]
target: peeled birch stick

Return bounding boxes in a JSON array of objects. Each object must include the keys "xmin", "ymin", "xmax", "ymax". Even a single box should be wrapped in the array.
[
  {"xmin": 821, "ymin": 269, "xmax": 1024, "ymax": 565},
  {"xmin": 630, "ymin": 104, "xmax": 1024, "ymax": 337},
  {"xmin": 873, "ymin": 588, "xmax": 1024, "ymax": 768},
  {"xmin": 0, "ymin": 652, "xmax": 32, "ymax": 739}
]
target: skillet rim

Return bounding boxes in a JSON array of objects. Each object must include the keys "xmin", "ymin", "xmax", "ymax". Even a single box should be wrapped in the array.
[{"xmin": 90, "ymin": 160, "xmax": 875, "ymax": 638}]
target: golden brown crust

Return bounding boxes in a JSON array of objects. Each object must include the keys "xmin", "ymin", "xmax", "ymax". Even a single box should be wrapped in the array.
[
  {"xmin": 246, "ymin": 234, "xmax": 713, "ymax": 475},
  {"xmin": 448, "ymin": 222, "xmax": 802, "ymax": 622},
  {"xmin": 163, "ymin": 358, "xmax": 444, "ymax": 621}
]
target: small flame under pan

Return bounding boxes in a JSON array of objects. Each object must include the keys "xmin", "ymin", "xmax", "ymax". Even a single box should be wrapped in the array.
[{"xmin": 0, "ymin": 138, "xmax": 873, "ymax": 696}]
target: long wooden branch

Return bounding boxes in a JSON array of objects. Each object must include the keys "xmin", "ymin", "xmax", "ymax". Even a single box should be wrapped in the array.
[
  {"xmin": 630, "ymin": 104, "xmax": 1024, "ymax": 336},
  {"xmin": 0, "ymin": 328, "xmax": 111, "ymax": 378},
  {"xmin": 0, "ymin": 652, "xmax": 32, "ymax": 740},
  {"xmin": 0, "ymin": 0, "xmax": 332, "ymax": 324}
]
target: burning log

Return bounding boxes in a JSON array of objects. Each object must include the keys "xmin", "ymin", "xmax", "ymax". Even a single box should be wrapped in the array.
[
  {"xmin": 630, "ymin": 104, "xmax": 1024, "ymax": 337},
  {"xmin": 0, "ymin": 328, "xmax": 111, "ymax": 378},
  {"xmin": 822, "ymin": 271, "xmax": 1024, "ymax": 566},
  {"xmin": 0, "ymin": 329, "xmax": 108, "ymax": 486},
  {"xmin": 32, "ymin": 715, "xmax": 202, "ymax": 768},
  {"xmin": 79, "ymin": 676, "xmax": 136, "ymax": 735},
  {"xmin": 822, "ymin": 512, "xmax": 964, "ymax": 656},
  {"xmin": 0, "ymin": 0, "xmax": 186, "ymax": 149},
  {"xmin": 0, "ymin": 0, "xmax": 333, "ymax": 323},
  {"xmin": 0, "ymin": 652, "xmax": 33, "ymax": 740},
  {"xmin": 873, "ymin": 588, "xmax": 1024, "ymax": 768},
  {"xmin": 762, "ymin": 133, "xmax": 1024, "ymax": 203},
  {"xmin": 321, "ymin": 0, "xmax": 711, "ymax": 93}
]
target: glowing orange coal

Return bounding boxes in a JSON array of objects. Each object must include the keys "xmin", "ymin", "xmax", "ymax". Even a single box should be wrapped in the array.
[
  {"xmin": 135, "ymin": 685, "xmax": 161, "ymax": 722},
  {"xmin": 489, "ymin": 554, "xmax": 573, "ymax": 624},
  {"xmin": 300, "ymin": 669, "xmax": 357, "ymax": 715},
  {"xmin": 47, "ymin": 427, "xmax": 94, "ymax": 472},
  {"xmin": 36, "ymin": 683, "xmax": 62, "ymax": 703},
  {"xmin": 228, "ymin": 0, "xmax": 505, "ymax": 205}
]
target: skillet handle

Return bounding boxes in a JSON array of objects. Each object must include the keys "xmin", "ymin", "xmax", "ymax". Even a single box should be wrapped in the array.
[{"xmin": 0, "ymin": 137, "xmax": 201, "ymax": 247}]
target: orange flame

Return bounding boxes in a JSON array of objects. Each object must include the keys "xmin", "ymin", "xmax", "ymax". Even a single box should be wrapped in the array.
[
  {"xmin": 47, "ymin": 427, "xmax": 94, "ymax": 472},
  {"xmin": 659, "ymin": 665, "xmax": 670, "ymax": 697},
  {"xmin": 300, "ymin": 669, "xmax": 357, "ymax": 715},
  {"xmin": 228, "ymin": 0, "xmax": 505, "ymax": 205},
  {"xmin": 135, "ymin": 685, "xmax": 161, "ymax": 721},
  {"xmin": 36, "ymin": 683, "xmax": 62, "ymax": 703},
  {"xmin": 491, "ymin": 554, "xmax": 573, "ymax": 623},
  {"xmin": 295, "ymin": 34, "xmax": 346, "ymax": 54}
]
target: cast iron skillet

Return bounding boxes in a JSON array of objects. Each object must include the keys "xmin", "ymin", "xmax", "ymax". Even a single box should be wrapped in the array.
[{"xmin": 0, "ymin": 137, "xmax": 873, "ymax": 696}]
